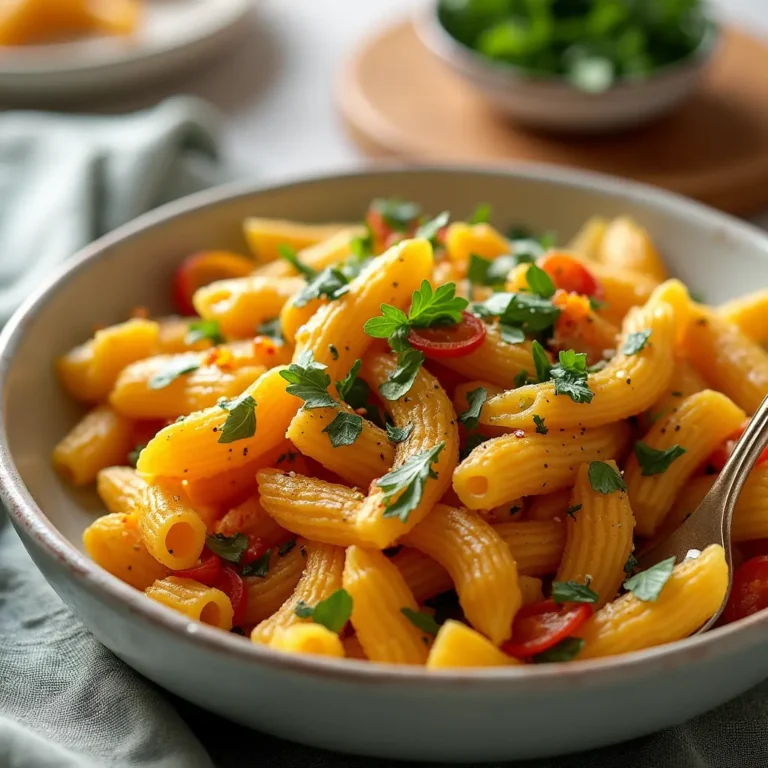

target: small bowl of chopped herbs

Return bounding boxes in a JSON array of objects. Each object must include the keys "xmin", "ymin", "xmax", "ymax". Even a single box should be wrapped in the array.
[{"xmin": 416, "ymin": 0, "xmax": 718, "ymax": 133}]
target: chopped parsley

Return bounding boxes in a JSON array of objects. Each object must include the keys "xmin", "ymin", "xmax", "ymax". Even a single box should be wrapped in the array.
[
  {"xmin": 552, "ymin": 578, "xmax": 599, "ymax": 605},
  {"xmin": 323, "ymin": 412, "xmax": 363, "ymax": 448},
  {"xmin": 328, "ymin": 344, "xmax": 339, "ymax": 360},
  {"xmin": 460, "ymin": 432, "xmax": 488, "ymax": 460},
  {"xmin": 566, "ymin": 504, "xmax": 582, "ymax": 519},
  {"xmin": 514, "ymin": 370, "xmax": 531, "ymax": 388},
  {"xmin": 241, "ymin": 548, "xmax": 271, "ymax": 578},
  {"xmin": 294, "ymin": 267, "xmax": 350, "ymax": 308},
  {"xmin": 370, "ymin": 198, "xmax": 421, "ymax": 231},
  {"xmin": 588, "ymin": 461, "xmax": 627, "ymax": 494},
  {"xmin": 278, "ymin": 538, "xmax": 297, "ymax": 556},
  {"xmin": 217, "ymin": 393, "xmax": 257, "ymax": 444},
  {"xmin": 279, "ymin": 351, "xmax": 336, "ymax": 410},
  {"xmin": 376, "ymin": 443, "xmax": 445, "ymax": 522},
  {"xmin": 294, "ymin": 588, "xmax": 353, "ymax": 632},
  {"xmin": 624, "ymin": 553, "xmax": 638, "ymax": 576},
  {"xmin": 623, "ymin": 557, "xmax": 676, "ymax": 602},
  {"xmin": 622, "ymin": 329, "xmax": 652, "ymax": 356},
  {"xmin": 401, "ymin": 607, "xmax": 440, "ymax": 636},
  {"xmin": 533, "ymin": 414, "xmax": 548, "ymax": 434},
  {"xmin": 127, "ymin": 443, "xmax": 146, "ymax": 468},
  {"xmin": 256, "ymin": 317, "xmax": 285, "ymax": 344},
  {"xmin": 277, "ymin": 244, "xmax": 317, "ymax": 279},
  {"xmin": 634, "ymin": 442, "xmax": 687, "ymax": 476},
  {"xmin": 148, "ymin": 354, "xmax": 200, "ymax": 389},
  {"xmin": 205, "ymin": 533, "xmax": 248, "ymax": 563},
  {"xmin": 335, "ymin": 359, "xmax": 370, "ymax": 410},
  {"xmin": 472, "ymin": 291, "xmax": 560, "ymax": 337},
  {"xmin": 468, "ymin": 253, "xmax": 518, "ymax": 290},
  {"xmin": 386, "ymin": 423, "xmax": 413, "ymax": 443},
  {"xmin": 532, "ymin": 637, "xmax": 584, "ymax": 663},
  {"xmin": 458, "ymin": 386, "xmax": 488, "ymax": 430},
  {"xmin": 379, "ymin": 347, "xmax": 425, "ymax": 401},
  {"xmin": 186, "ymin": 319, "xmax": 224, "ymax": 346},
  {"xmin": 415, "ymin": 211, "xmax": 450, "ymax": 245},
  {"xmin": 525, "ymin": 264, "xmax": 556, "ymax": 299},
  {"xmin": 550, "ymin": 349, "xmax": 593, "ymax": 403},
  {"xmin": 531, "ymin": 340, "xmax": 552, "ymax": 383}
]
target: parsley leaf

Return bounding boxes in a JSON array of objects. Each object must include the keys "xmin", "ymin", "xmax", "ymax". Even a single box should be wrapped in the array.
[
  {"xmin": 623, "ymin": 557, "xmax": 676, "ymax": 602},
  {"xmin": 499, "ymin": 323, "xmax": 526, "ymax": 344},
  {"xmin": 460, "ymin": 432, "xmax": 488, "ymax": 460},
  {"xmin": 279, "ymin": 351, "xmax": 336, "ymax": 409},
  {"xmin": 335, "ymin": 359, "xmax": 371, "ymax": 410},
  {"xmin": 514, "ymin": 370, "xmax": 531, "ymax": 388},
  {"xmin": 473, "ymin": 292, "xmax": 560, "ymax": 335},
  {"xmin": 468, "ymin": 203, "xmax": 491, "ymax": 224},
  {"xmin": 386, "ymin": 423, "xmax": 413, "ymax": 443},
  {"xmin": 241, "ymin": 548, "xmax": 272, "ymax": 578},
  {"xmin": 371, "ymin": 198, "xmax": 421, "ymax": 231},
  {"xmin": 459, "ymin": 386, "xmax": 488, "ymax": 430},
  {"xmin": 294, "ymin": 267, "xmax": 350, "ymax": 308},
  {"xmin": 294, "ymin": 589, "xmax": 353, "ymax": 632},
  {"xmin": 531, "ymin": 340, "xmax": 552, "ymax": 382},
  {"xmin": 363, "ymin": 304, "xmax": 409, "ymax": 340},
  {"xmin": 526, "ymin": 264, "xmax": 556, "ymax": 298},
  {"xmin": 278, "ymin": 538, "xmax": 296, "ymax": 556},
  {"xmin": 206, "ymin": 533, "xmax": 248, "ymax": 563},
  {"xmin": 328, "ymin": 344, "xmax": 339, "ymax": 360},
  {"xmin": 323, "ymin": 412, "xmax": 363, "ymax": 447},
  {"xmin": 217, "ymin": 393, "xmax": 257, "ymax": 444},
  {"xmin": 148, "ymin": 354, "xmax": 200, "ymax": 389},
  {"xmin": 415, "ymin": 211, "xmax": 450, "ymax": 245},
  {"xmin": 278, "ymin": 244, "xmax": 317, "ymax": 279},
  {"xmin": 401, "ymin": 607, "xmax": 440, "ymax": 636},
  {"xmin": 379, "ymin": 347, "xmax": 425, "ymax": 401},
  {"xmin": 377, "ymin": 443, "xmax": 445, "ymax": 522},
  {"xmin": 468, "ymin": 253, "xmax": 519, "ymax": 289},
  {"xmin": 566, "ymin": 504, "xmax": 582, "ymax": 519},
  {"xmin": 532, "ymin": 636, "xmax": 584, "ymax": 663},
  {"xmin": 408, "ymin": 280, "xmax": 468, "ymax": 328},
  {"xmin": 186, "ymin": 319, "xmax": 224, "ymax": 346},
  {"xmin": 256, "ymin": 317, "xmax": 285, "ymax": 344},
  {"xmin": 622, "ymin": 329, "xmax": 652, "ymax": 355},
  {"xmin": 552, "ymin": 579, "xmax": 599, "ymax": 604},
  {"xmin": 127, "ymin": 443, "xmax": 146, "ymax": 468},
  {"xmin": 634, "ymin": 442, "xmax": 687, "ymax": 476},
  {"xmin": 348, "ymin": 229, "xmax": 374, "ymax": 265},
  {"xmin": 624, "ymin": 553, "xmax": 638, "ymax": 576},
  {"xmin": 533, "ymin": 414, "xmax": 548, "ymax": 434},
  {"xmin": 588, "ymin": 461, "xmax": 627, "ymax": 494},
  {"xmin": 336, "ymin": 359, "xmax": 362, "ymax": 399},
  {"xmin": 550, "ymin": 349, "xmax": 593, "ymax": 403}
]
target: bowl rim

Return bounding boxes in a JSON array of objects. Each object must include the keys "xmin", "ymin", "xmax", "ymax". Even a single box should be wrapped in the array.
[
  {"xmin": 415, "ymin": 1, "xmax": 720, "ymax": 92},
  {"xmin": 2, "ymin": 162, "xmax": 768, "ymax": 689}
]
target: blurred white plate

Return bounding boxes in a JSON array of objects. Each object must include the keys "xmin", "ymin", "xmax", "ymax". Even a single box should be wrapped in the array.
[{"xmin": 0, "ymin": 0, "xmax": 252, "ymax": 103}]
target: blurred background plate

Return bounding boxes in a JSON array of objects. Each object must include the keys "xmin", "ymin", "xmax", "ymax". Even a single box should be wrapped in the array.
[{"xmin": 0, "ymin": 0, "xmax": 252, "ymax": 104}]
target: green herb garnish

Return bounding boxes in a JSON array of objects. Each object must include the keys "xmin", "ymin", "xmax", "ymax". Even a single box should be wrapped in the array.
[
  {"xmin": 634, "ymin": 442, "xmax": 687, "ymax": 476},
  {"xmin": 217, "ymin": 393, "xmax": 257, "ymax": 444}
]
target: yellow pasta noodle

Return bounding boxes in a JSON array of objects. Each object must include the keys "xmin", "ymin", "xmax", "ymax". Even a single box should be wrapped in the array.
[
  {"xmin": 577, "ymin": 545, "xmax": 728, "ymax": 659},
  {"xmin": 685, "ymin": 306, "xmax": 768, "ymax": 414},
  {"xmin": 243, "ymin": 218, "xmax": 350, "ymax": 262},
  {"xmin": 343, "ymin": 546, "xmax": 430, "ymax": 665},
  {"xmin": 391, "ymin": 547, "xmax": 453, "ymax": 603},
  {"xmin": 57, "ymin": 318, "xmax": 160, "ymax": 403},
  {"xmin": 155, "ymin": 316, "xmax": 213, "ymax": 354},
  {"xmin": 403, "ymin": 504, "xmax": 521, "ymax": 644},
  {"xmin": 444, "ymin": 222, "xmax": 510, "ymax": 269},
  {"xmin": 137, "ymin": 366, "xmax": 297, "ymax": 480},
  {"xmin": 146, "ymin": 576, "xmax": 233, "ymax": 630},
  {"xmin": 719, "ymin": 290, "xmax": 768, "ymax": 344},
  {"xmin": 52, "ymin": 405, "xmax": 134, "ymax": 486},
  {"xmin": 518, "ymin": 575, "xmax": 544, "ymax": 605},
  {"xmin": 269, "ymin": 623, "xmax": 345, "ymax": 658},
  {"xmin": 568, "ymin": 216, "xmax": 608, "ymax": 260},
  {"xmin": 556, "ymin": 461, "xmax": 634, "ymax": 608},
  {"xmin": 482, "ymin": 289, "xmax": 678, "ymax": 430},
  {"xmin": 96, "ymin": 466, "xmax": 146, "ymax": 515},
  {"xmin": 137, "ymin": 482, "xmax": 208, "ymax": 569},
  {"xmin": 598, "ymin": 217, "xmax": 668, "ymax": 282},
  {"xmin": 626, "ymin": 390, "xmax": 746, "ymax": 537},
  {"xmin": 294, "ymin": 238, "xmax": 434, "ymax": 380},
  {"xmin": 251, "ymin": 541, "xmax": 345, "ymax": 644},
  {"xmin": 286, "ymin": 405, "xmax": 394, "ymax": 489},
  {"xmin": 83, "ymin": 512, "xmax": 170, "ymax": 590},
  {"xmin": 216, "ymin": 493, "xmax": 289, "ymax": 545},
  {"xmin": 644, "ymin": 359, "xmax": 707, "ymax": 427},
  {"xmin": 244, "ymin": 546, "xmax": 307, "ymax": 625},
  {"xmin": 454, "ymin": 421, "xmax": 630, "ymax": 509},
  {"xmin": 427, "ymin": 620, "xmax": 520, "ymax": 669},
  {"xmin": 526, "ymin": 489, "xmax": 572, "ymax": 521},
  {"xmin": 492, "ymin": 519, "xmax": 567, "ymax": 576}
]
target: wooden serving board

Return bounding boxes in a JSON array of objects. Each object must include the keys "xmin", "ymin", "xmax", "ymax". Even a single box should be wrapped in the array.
[{"xmin": 338, "ymin": 21, "xmax": 768, "ymax": 215}]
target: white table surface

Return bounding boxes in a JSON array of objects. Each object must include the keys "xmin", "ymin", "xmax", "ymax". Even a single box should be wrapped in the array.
[{"xmin": 163, "ymin": 0, "xmax": 767, "ymax": 186}]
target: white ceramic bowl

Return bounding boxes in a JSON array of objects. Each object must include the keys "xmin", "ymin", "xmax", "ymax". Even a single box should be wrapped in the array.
[
  {"xmin": 415, "ymin": 4, "xmax": 718, "ymax": 134},
  {"xmin": 2, "ymin": 166, "xmax": 768, "ymax": 763}
]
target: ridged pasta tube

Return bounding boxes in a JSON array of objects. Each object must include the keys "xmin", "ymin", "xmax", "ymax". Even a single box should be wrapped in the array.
[
  {"xmin": 269, "ymin": 623, "xmax": 345, "ymax": 658},
  {"xmin": 146, "ymin": 577, "xmax": 233, "ymax": 629},
  {"xmin": 97, "ymin": 466, "xmax": 147, "ymax": 515},
  {"xmin": 244, "ymin": 547, "xmax": 306, "ymax": 625}
]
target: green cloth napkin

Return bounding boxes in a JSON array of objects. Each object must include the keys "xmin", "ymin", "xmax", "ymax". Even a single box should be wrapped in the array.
[{"xmin": 0, "ymin": 96, "xmax": 225, "ymax": 325}]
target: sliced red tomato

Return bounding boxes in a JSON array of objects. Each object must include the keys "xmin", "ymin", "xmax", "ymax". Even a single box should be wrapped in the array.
[
  {"xmin": 173, "ymin": 251, "xmax": 254, "ymax": 316},
  {"xmin": 539, "ymin": 253, "xmax": 603, "ymax": 299},
  {"xmin": 723, "ymin": 556, "xmax": 768, "ymax": 624},
  {"xmin": 502, "ymin": 599, "xmax": 592, "ymax": 659},
  {"xmin": 705, "ymin": 419, "xmax": 768, "ymax": 473},
  {"xmin": 215, "ymin": 565, "xmax": 248, "ymax": 627},
  {"xmin": 408, "ymin": 312, "xmax": 486, "ymax": 359},
  {"xmin": 173, "ymin": 552, "xmax": 222, "ymax": 587},
  {"xmin": 241, "ymin": 536, "xmax": 268, "ymax": 566}
]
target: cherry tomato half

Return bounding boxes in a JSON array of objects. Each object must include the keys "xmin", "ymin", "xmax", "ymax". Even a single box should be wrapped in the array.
[
  {"xmin": 173, "ymin": 552, "xmax": 222, "ymax": 587},
  {"xmin": 502, "ymin": 599, "xmax": 592, "ymax": 659},
  {"xmin": 723, "ymin": 556, "xmax": 768, "ymax": 624},
  {"xmin": 539, "ymin": 253, "xmax": 603, "ymax": 299},
  {"xmin": 241, "ymin": 536, "xmax": 268, "ymax": 566},
  {"xmin": 215, "ymin": 565, "xmax": 248, "ymax": 627},
  {"xmin": 173, "ymin": 251, "xmax": 254, "ymax": 316},
  {"xmin": 705, "ymin": 419, "xmax": 768, "ymax": 473},
  {"xmin": 408, "ymin": 312, "xmax": 487, "ymax": 359}
]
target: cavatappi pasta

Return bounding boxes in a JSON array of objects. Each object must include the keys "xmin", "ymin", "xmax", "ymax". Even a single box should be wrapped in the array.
[{"xmin": 57, "ymin": 200, "xmax": 765, "ymax": 669}]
